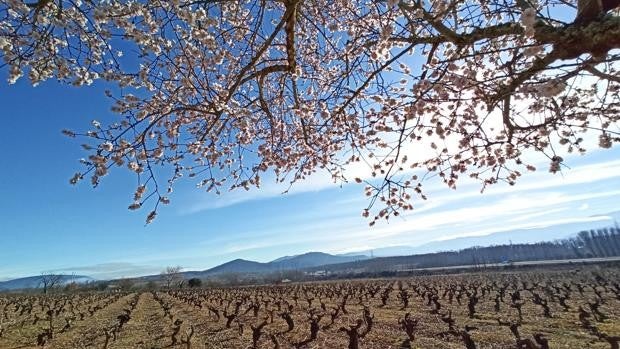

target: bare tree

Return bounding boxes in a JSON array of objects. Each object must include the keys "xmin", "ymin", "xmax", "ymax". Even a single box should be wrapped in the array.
[
  {"xmin": 161, "ymin": 266, "xmax": 183, "ymax": 289},
  {"xmin": 39, "ymin": 272, "xmax": 62, "ymax": 294}
]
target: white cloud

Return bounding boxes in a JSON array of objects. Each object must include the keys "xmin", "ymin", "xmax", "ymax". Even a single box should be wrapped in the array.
[
  {"xmin": 180, "ymin": 144, "xmax": 620, "ymax": 215},
  {"xmin": 409, "ymin": 157, "xmax": 620, "ymax": 209},
  {"xmin": 506, "ymin": 206, "xmax": 571, "ymax": 223},
  {"xmin": 138, "ymin": 147, "xmax": 620, "ymax": 272},
  {"xmin": 282, "ymin": 186, "xmax": 620, "ymax": 251},
  {"xmin": 53, "ymin": 262, "xmax": 164, "ymax": 280},
  {"xmin": 180, "ymin": 158, "xmax": 620, "ymax": 260},
  {"xmin": 332, "ymin": 245, "xmax": 374, "ymax": 254},
  {"xmin": 181, "ymin": 168, "xmax": 348, "ymax": 214},
  {"xmin": 433, "ymin": 216, "xmax": 612, "ymax": 242}
]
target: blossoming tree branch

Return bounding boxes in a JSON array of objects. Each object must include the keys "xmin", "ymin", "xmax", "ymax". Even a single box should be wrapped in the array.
[{"xmin": 1, "ymin": 0, "xmax": 619, "ymax": 224}]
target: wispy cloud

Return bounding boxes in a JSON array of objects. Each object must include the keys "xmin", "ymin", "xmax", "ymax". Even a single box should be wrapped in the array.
[
  {"xmin": 180, "ymin": 158, "xmax": 620, "ymax": 260},
  {"xmin": 372, "ymin": 189, "xmax": 620, "ymax": 239},
  {"xmin": 181, "ymin": 144, "xmax": 620, "ymax": 215},
  {"xmin": 432, "ymin": 216, "xmax": 613, "ymax": 242},
  {"xmin": 180, "ymin": 169, "xmax": 347, "ymax": 214},
  {"xmin": 54, "ymin": 262, "xmax": 163, "ymax": 280},
  {"xmin": 506, "ymin": 206, "xmax": 571, "ymax": 223}
]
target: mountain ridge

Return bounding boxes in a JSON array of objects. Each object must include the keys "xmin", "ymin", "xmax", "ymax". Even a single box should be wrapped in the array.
[
  {"xmin": 3, "ymin": 215, "xmax": 618, "ymax": 288},
  {"xmin": 191, "ymin": 252, "xmax": 370, "ymax": 276},
  {"xmin": 0, "ymin": 275, "xmax": 94, "ymax": 291},
  {"xmin": 342, "ymin": 214, "xmax": 620, "ymax": 257}
]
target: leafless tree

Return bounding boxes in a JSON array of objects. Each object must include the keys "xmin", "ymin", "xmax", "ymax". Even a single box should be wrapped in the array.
[
  {"xmin": 39, "ymin": 272, "xmax": 62, "ymax": 294},
  {"xmin": 161, "ymin": 266, "xmax": 183, "ymax": 290}
]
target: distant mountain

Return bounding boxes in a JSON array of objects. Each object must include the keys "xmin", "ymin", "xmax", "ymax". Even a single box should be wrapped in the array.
[
  {"xmin": 342, "ymin": 215, "xmax": 620, "ymax": 258},
  {"xmin": 170, "ymin": 218, "xmax": 620, "ymax": 279},
  {"xmin": 0, "ymin": 275, "xmax": 94, "ymax": 291},
  {"xmin": 339, "ymin": 245, "xmax": 418, "ymax": 258},
  {"xmin": 205, "ymin": 259, "xmax": 271, "ymax": 274},
  {"xmin": 270, "ymin": 255, "xmax": 296, "ymax": 263},
  {"xmin": 273, "ymin": 252, "xmax": 368, "ymax": 269},
  {"xmin": 181, "ymin": 252, "xmax": 369, "ymax": 277},
  {"xmin": 8, "ymin": 213, "xmax": 618, "ymax": 286}
]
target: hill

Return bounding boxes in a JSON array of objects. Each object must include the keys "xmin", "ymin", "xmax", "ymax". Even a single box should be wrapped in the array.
[
  {"xmin": 182, "ymin": 252, "xmax": 369, "ymax": 277},
  {"xmin": 204, "ymin": 258, "xmax": 271, "ymax": 274},
  {"xmin": 0, "ymin": 275, "xmax": 94, "ymax": 291}
]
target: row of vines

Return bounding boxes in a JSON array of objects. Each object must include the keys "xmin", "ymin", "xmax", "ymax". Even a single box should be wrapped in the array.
[{"xmin": 0, "ymin": 267, "xmax": 618, "ymax": 348}]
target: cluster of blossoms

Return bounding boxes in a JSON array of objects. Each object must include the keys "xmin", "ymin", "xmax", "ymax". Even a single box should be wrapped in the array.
[
  {"xmin": 520, "ymin": 7, "xmax": 538, "ymax": 36},
  {"xmin": 1, "ymin": 0, "xmax": 618, "ymax": 224},
  {"xmin": 537, "ymin": 79, "xmax": 568, "ymax": 98},
  {"xmin": 599, "ymin": 133, "xmax": 613, "ymax": 148}
]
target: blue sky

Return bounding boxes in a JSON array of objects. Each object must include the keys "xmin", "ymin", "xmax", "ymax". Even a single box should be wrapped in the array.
[{"xmin": 1, "ymin": 76, "xmax": 619, "ymax": 281}]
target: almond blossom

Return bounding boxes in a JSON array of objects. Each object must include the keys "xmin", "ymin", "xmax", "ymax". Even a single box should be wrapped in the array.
[{"xmin": 0, "ymin": 0, "xmax": 618, "ymax": 224}]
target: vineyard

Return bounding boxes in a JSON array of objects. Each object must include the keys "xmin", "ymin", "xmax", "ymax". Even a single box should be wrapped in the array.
[{"xmin": 1, "ymin": 267, "xmax": 619, "ymax": 348}]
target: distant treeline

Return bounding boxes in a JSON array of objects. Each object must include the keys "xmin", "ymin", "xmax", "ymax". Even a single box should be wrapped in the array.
[{"xmin": 319, "ymin": 225, "xmax": 620, "ymax": 273}]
